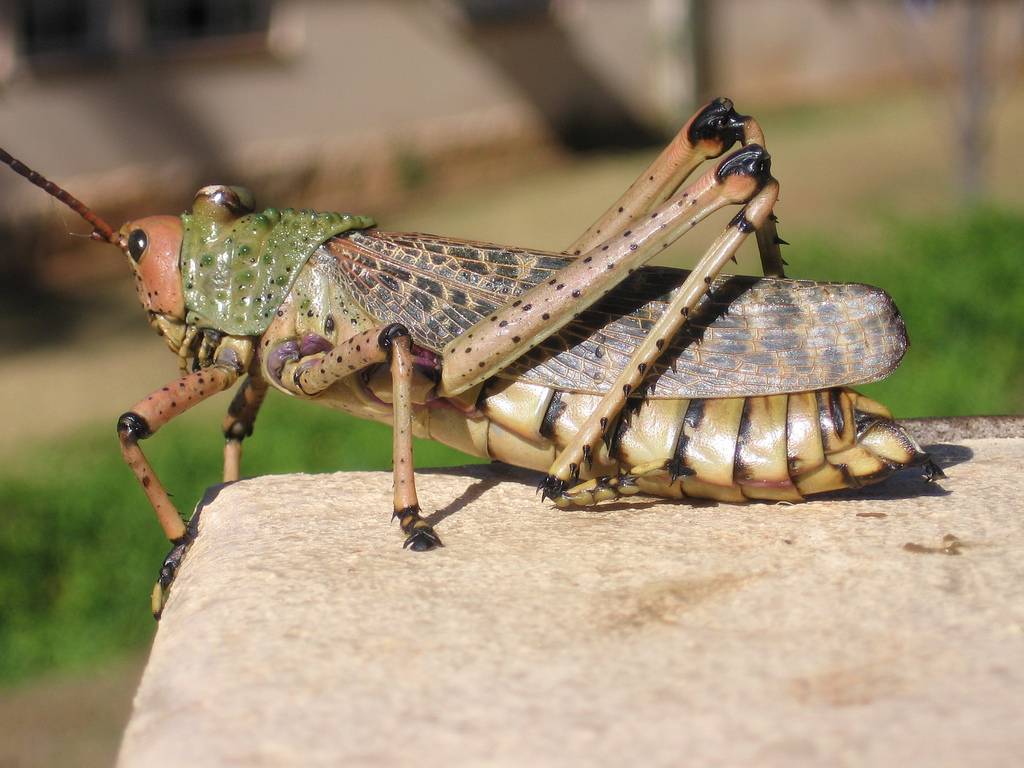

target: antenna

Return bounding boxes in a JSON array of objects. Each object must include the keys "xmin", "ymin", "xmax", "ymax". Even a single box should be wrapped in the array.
[{"xmin": 0, "ymin": 147, "xmax": 118, "ymax": 244}]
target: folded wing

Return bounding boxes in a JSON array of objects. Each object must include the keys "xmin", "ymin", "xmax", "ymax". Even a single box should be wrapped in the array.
[{"xmin": 327, "ymin": 231, "xmax": 907, "ymax": 399}]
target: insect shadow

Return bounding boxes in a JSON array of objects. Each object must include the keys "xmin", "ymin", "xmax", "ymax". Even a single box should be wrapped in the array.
[
  {"xmin": 922, "ymin": 442, "xmax": 973, "ymax": 469},
  {"xmin": 816, "ymin": 443, "xmax": 972, "ymax": 503},
  {"xmin": 418, "ymin": 464, "xmax": 532, "ymax": 525},
  {"xmin": 419, "ymin": 463, "xmax": 687, "ymax": 524}
]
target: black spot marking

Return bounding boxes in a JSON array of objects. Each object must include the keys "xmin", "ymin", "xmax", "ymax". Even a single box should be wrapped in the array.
[
  {"xmin": 608, "ymin": 414, "xmax": 629, "ymax": 458},
  {"xmin": 684, "ymin": 399, "xmax": 705, "ymax": 429},
  {"xmin": 733, "ymin": 398, "xmax": 757, "ymax": 482},
  {"xmin": 828, "ymin": 389, "xmax": 846, "ymax": 438},
  {"xmin": 666, "ymin": 427, "xmax": 694, "ymax": 482},
  {"xmin": 540, "ymin": 391, "xmax": 566, "ymax": 439}
]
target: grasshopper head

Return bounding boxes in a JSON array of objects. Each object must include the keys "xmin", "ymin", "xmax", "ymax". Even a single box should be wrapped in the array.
[
  {"xmin": 120, "ymin": 185, "xmax": 254, "ymax": 319},
  {"xmin": 0, "ymin": 149, "xmax": 253, "ymax": 353},
  {"xmin": 119, "ymin": 215, "xmax": 186, "ymax": 319},
  {"xmin": 119, "ymin": 185, "xmax": 254, "ymax": 354}
]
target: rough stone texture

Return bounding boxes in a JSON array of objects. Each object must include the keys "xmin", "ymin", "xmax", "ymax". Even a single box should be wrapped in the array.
[
  {"xmin": 900, "ymin": 415, "xmax": 1024, "ymax": 444},
  {"xmin": 119, "ymin": 438, "xmax": 1023, "ymax": 767}
]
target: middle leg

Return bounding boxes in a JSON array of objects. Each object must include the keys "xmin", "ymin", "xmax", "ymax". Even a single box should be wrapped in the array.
[
  {"xmin": 272, "ymin": 324, "xmax": 442, "ymax": 550},
  {"xmin": 385, "ymin": 327, "xmax": 443, "ymax": 551},
  {"xmin": 222, "ymin": 374, "xmax": 269, "ymax": 483}
]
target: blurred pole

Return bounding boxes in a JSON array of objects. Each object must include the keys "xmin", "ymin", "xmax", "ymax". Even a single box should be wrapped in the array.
[
  {"xmin": 650, "ymin": 0, "xmax": 712, "ymax": 131},
  {"xmin": 959, "ymin": 0, "xmax": 989, "ymax": 203}
]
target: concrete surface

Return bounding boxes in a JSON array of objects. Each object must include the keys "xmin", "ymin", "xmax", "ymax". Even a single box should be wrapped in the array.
[{"xmin": 119, "ymin": 437, "xmax": 1023, "ymax": 767}]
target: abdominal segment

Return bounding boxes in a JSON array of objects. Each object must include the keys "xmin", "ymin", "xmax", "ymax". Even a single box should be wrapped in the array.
[{"xmin": 418, "ymin": 380, "xmax": 928, "ymax": 503}]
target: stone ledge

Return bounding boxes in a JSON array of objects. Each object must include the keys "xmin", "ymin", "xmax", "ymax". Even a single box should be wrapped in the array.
[{"xmin": 118, "ymin": 434, "xmax": 1024, "ymax": 767}]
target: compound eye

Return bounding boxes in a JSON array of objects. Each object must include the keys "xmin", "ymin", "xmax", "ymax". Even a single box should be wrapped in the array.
[{"xmin": 127, "ymin": 228, "xmax": 148, "ymax": 262}]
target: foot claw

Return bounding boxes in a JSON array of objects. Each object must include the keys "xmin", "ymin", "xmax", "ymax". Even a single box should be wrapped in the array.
[
  {"xmin": 394, "ymin": 504, "xmax": 442, "ymax": 550},
  {"xmin": 151, "ymin": 540, "xmax": 189, "ymax": 619},
  {"xmin": 538, "ymin": 475, "xmax": 567, "ymax": 503},
  {"xmin": 404, "ymin": 526, "xmax": 443, "ymax": 551},
  {"xmin": 923, "ymin": 458, "xmax": 946, "ymax": 482},
  {"xmin": 150, "ymin": 510, "xmax": 201, "ymax": 620}
]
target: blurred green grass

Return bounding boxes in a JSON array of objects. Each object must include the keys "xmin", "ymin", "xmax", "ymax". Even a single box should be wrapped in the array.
[
  {"xmin": 796, "ymin": 207, "xmax": 1024, "ymax": 417},
  {"xmin": 1, "ymin": 207, "xmax": 1022, "ymax": 687},
  {"xmin": 0, "ymin": 405, "xmax": 476, "ymax": 686}
]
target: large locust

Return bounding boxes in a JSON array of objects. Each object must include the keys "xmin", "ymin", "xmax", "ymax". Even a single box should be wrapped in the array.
[{"xmin": 2, "ymin": 98, "xmax": 941, "ymax": 617}]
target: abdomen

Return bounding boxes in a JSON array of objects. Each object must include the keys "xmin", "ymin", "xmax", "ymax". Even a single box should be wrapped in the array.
[{"xmin": 419, "ymin": 381, "xmax": 927, "ymax": 502}]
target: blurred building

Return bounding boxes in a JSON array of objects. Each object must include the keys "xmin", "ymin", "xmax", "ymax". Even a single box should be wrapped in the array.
[{"xmin": 0, "ymin": 0, "xmax": 1021, "ymax": 275}]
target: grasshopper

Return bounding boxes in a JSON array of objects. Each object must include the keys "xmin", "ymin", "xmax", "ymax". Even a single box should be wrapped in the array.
[{"xmin": 2, "ymin": 98, "xmax": 942, "ymax": 617}]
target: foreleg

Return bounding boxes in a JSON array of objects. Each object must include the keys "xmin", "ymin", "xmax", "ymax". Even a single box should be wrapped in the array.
[
  {"xmin": 117, "ymin": 337, "xmax": 251, "ymax": 616},
  {"xmin": 222, "ymin": 374, "xmax": 269, "ymax": 483}
]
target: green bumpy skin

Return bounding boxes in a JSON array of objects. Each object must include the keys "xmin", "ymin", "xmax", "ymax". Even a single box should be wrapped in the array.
[{"xmin": 181, "ymin": 207, "xmax": 375, "ymax": 334}]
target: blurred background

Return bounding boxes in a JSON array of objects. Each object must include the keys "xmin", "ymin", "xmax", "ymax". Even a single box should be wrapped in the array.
[{"xmin": 0, "ymin": 0, "xmax": 1021, "ymax": 763}]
